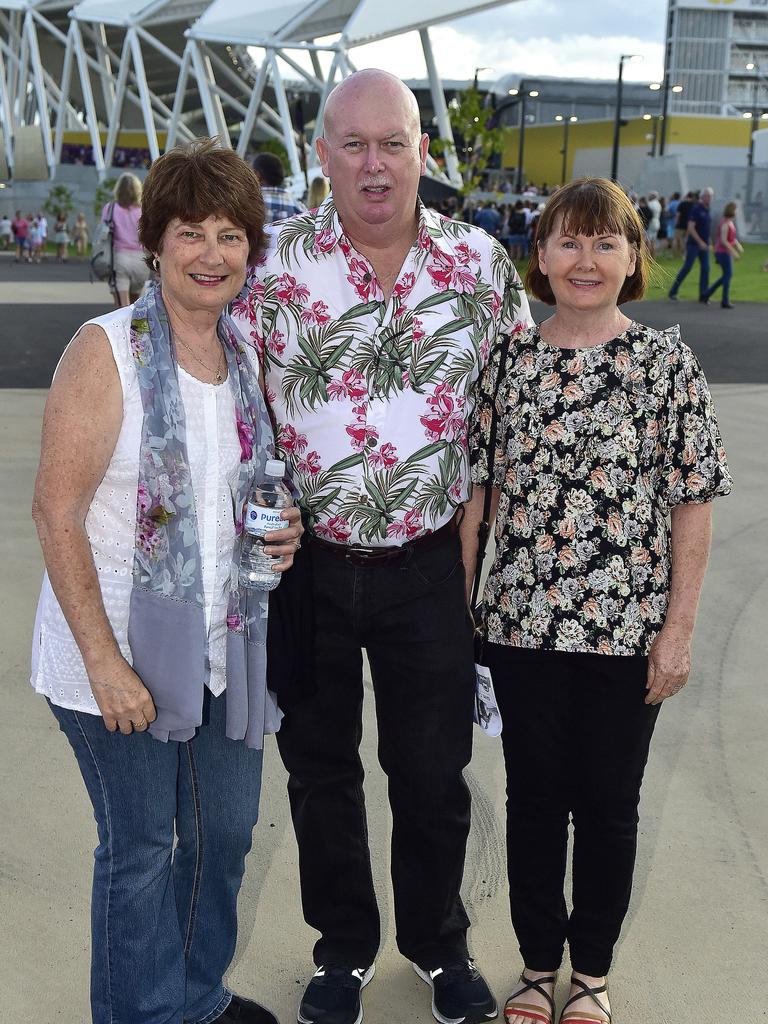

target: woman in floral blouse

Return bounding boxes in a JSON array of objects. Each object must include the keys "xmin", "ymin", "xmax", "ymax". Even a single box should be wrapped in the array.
[{"xmin": 464, "ymin": 178, "xmax": 732, "ymax": 1024}]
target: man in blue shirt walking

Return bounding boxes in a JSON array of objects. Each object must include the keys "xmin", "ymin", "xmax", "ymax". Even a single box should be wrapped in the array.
[
  {"xmin": 473, "ymin": 201, "xmax": 501, "ymax": 237},
  {"xmin": 669, "ymin": 187, "xmax": 714, "ymax": 302}
]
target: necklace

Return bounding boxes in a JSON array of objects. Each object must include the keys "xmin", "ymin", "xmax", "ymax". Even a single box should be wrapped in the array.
[{"xmin": 174, "ymin": 333, "xmax": 225, "ymax": 383}]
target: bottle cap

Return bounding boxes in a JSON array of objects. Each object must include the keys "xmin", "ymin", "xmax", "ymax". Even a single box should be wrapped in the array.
[{"xmin": 265, "ymin": 458, "xmax": 285, "ymax": 478}]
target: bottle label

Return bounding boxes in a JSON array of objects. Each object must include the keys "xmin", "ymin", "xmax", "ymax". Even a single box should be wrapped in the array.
[{"xmin": 245, "ymin": 503, "xmax": 284, "ymax": 536}]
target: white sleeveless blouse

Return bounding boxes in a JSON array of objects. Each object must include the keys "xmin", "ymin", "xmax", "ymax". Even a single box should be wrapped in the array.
[{"xmin": 31, "ymin": 305, "xmax": 247, "ymax": 714}]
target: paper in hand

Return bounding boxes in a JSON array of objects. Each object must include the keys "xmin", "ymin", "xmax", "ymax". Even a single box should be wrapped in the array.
[{"xmin": 474, "ymin": 663, "xmax": 502, "ymax": 737}]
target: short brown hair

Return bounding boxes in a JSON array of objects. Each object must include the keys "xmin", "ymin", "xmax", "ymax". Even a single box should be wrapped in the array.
[
  {"xmin": 723, "ymin": 200, "xmax": 738, "ymax": 218},
  {"xmin": 525, "ymin": 177, "xmax": 651, "ymax": 305},
  {"xmin": 139, "ymin": 138, "xmax": 265, "ymax": 268}
]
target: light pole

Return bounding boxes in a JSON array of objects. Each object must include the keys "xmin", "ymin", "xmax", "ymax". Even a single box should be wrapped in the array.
[
  {"xmin": 555, "ymin": 114, "xmax": 578, "ymax": 183},
  {"xmin": 659, "ymin": 0, "xmax": 674, "ymax": 155},
  {"xmin": 746, "ymin": 62, "xmax": 761, "ymax": 167},
  {"xmin": 611, "ymin": 54, "xmax": 643, "ymax": 181},
  {"xmin": 473, "ymin": 66, "xmax": 492, "ymax": 91},
  {"xmin": 516, "ymin": 86, "xmax": 539, "ymax": 193}
]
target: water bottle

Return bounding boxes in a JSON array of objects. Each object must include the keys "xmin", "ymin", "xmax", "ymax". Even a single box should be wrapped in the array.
[{"xmin": 239, "ymin": 459, "xmax": 292, "ymax": 592}]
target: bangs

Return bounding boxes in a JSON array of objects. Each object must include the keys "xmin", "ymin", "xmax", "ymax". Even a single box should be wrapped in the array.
[
  {"xmin": 558, "ymin": 192, "xmax": 637, "ymax": 241},
  {"xmin": 166, "ymin": 171, "xmax": 247, "ymax": 231},
  {"xmin": 540, "ymin": 179, "xmax": 644, "ymax": 246}
]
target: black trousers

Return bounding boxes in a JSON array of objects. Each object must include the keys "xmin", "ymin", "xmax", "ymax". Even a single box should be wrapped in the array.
[
  {"xmin": 485, "ymin": 643, "xmax": 661, "ymax": 977},
  {"xmin": 275, "ymin": 529, "xmax": 476, "ymax": 970}
]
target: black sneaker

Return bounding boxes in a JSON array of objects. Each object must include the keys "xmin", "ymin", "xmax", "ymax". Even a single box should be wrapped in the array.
[
  {"xmin": 217, "ymin": 994, "xmax": 279, "ymax": 1023},
  {"xmin": 413, "ymin": 959, "xmax": 498, "ymax": 1024},
  {"xmin": 297, "ymin": 965, "xmax": 374, "ymax": 1024}
]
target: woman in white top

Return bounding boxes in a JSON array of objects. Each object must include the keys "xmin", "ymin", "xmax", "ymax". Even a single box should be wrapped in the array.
[{"xmin": 31, "ymin": 139, "xmax": 302, "ymax": 1024}]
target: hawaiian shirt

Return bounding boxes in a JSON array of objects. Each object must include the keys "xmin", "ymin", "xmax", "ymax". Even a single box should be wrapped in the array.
[
  {"xmin": 470, "ymin": 322, "xmax": 732, "ymax": 656},
  {"xmin": 231, "ymin": 195, "xmax": 532, "ymax": 546},
  {"xmin": 260, "ymin": 186, "xmax": 307, "ymax": 225}
]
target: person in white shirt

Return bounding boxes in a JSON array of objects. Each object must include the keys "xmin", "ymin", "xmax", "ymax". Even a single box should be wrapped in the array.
[
  {"xmin": 31, "ymin": 139, "xmax": 301, "ymax": 1024},
  {"xmin": 645, "ymin": 191, "xmax": 662, "ymax": 254},
  {"xmin": 0, "ymin": 214, "xmax": 11, "ymax": 249}
]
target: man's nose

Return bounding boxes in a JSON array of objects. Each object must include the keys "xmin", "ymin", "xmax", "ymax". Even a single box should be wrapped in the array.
[{"xmin": 364, "ymin": 146, "xmax": 384, "ymax": 174}]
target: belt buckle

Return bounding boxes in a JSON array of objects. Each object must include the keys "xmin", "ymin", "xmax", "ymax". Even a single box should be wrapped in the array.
[{"xmin": 346, "ymin": 545, "xmax": 383, "ymax": 564}]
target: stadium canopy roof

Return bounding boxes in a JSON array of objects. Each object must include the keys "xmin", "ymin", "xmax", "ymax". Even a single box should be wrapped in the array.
[{"xmin": 0, "ymin": 0, "xmax": 521, "ymax": 182}]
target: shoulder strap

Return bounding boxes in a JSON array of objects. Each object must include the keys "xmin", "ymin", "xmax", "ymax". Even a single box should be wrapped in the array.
[{"xmin": 470, "ymin": 330, "xmax": 512, "ymax": 610}]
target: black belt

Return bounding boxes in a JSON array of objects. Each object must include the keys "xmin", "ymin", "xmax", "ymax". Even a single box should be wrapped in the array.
[{"xmin": 308, "ymin": 514, "xmax": 459, "ymax": 567}]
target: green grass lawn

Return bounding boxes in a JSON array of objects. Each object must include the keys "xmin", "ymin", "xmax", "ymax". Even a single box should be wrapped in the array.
[
  {"xmin": 517, "ymin": 241, "xmax": 768, "ymax": 305},
  {"xmin": 647, "ymin": 242, "xmax": 768, "ymax": 303}
]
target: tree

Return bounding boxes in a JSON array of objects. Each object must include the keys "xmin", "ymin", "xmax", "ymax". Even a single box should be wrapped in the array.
[
  {"xmin": 94, "ymin": 178, "xmax": 117, "ymax": 217},
  {"xmin": 44, "ymin": 184, "xmax": 75, "ymax": 219},
  {"xmin": 431, "ymin": 86, "xmax": 505, "ymax": 196}
]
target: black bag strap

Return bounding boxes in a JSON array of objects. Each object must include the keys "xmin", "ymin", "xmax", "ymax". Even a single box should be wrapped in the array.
[
  {"xmin": 105, "ymin": 202, "xmax": 116, "ymax": 287},
  {"xmin": 470, "ymin": 331, "xmax": 511, "ymax": 611}
]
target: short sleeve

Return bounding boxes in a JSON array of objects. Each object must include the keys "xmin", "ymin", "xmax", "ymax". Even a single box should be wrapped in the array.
[
  {"xmin": 491, "ymin": 239, "xmax": 534, "ymax": 339},
  {"xmin": 661, "ymin": 340, "xmax": 733, "ymax": 508},
  {"xmin": 469, "ymin": 336, "xmax": 509, "ymax": 489}
]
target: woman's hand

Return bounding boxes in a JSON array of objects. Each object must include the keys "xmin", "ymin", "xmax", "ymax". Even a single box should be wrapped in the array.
[
  {"xmin": 89, "ymin": 653, "xmax": 158, "ymax": 734},
  {"xmin": 645, "ymin": 622, "xmax": 692, "ymax": 704},
  {"xmin": 262, "ymin": 505, "xmax": 304, "ymax": 572}
]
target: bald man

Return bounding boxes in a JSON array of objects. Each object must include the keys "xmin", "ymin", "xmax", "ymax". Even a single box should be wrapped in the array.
[{"xmin": 231, "ymin": 69, "xmax": 532, "ymax": 1024}]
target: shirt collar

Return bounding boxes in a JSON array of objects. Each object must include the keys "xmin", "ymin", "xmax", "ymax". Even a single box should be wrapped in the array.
[{"xmin": 312, "ymin": 193, "xmax": 452, "ymax": 263}]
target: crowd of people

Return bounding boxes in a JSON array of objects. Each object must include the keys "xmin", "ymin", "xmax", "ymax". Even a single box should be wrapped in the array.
[
  {"xmin": 26, "ymin": 70, "xmax": 735, "ymax": 1024},
  {"xmin": 425, "ymin": 183, "xmax": 756, "ymax": 309},
  {"xmin": 1, "ymin": 208, "xmax": 89, "ymax": 262}
]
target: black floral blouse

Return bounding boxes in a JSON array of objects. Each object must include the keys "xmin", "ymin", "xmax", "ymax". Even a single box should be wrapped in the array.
[{"xmin": 470, "ymin": 322, "xmax": 732, "ymax": 656}]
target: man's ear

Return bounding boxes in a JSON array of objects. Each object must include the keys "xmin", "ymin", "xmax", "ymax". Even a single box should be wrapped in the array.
[
  {"xmin": 418, "ymin": 133, "xmax": 429, "ymax": 175},
  {"xmin": 316, "ymin": 137, "xmax": 330, "ymax": 178}
]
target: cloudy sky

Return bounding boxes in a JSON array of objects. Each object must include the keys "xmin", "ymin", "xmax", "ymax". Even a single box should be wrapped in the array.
[{"xmin": 295, "ymin": 0, "xmax": 670, "ymax": 85}]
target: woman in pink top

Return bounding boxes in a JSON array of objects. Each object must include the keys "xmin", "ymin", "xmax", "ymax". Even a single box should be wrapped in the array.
[
  {"xmin": 102, "ymin": 173, "xmax": 149, "ymax": 307},
  {"xmin": 703, "ymin": 200, "xmax": 743, "ymax": 309}
]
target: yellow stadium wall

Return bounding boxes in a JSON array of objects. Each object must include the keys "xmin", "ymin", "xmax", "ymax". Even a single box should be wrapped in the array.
[
  {"xmin": 62, "ymin": 130, "xmax": 168, "ymax": 148},
  {"xmin": 501, "ymin": 116, "xmax": 756, "ymax": 186}
]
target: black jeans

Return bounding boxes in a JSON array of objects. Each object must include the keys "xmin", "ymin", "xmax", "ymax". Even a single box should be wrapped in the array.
[
  {"xmin": 485, "ymin": 644, "xmax": 661, "ymax": 977},
  {"xmin": 275, "ymin": 529, "xmax": 476, "ymax": 970}
]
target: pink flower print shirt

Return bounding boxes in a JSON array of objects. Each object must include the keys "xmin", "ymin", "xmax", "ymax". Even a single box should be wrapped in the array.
[{"xmin": 230, "ymin": 195, "xmax": 532, "ymax": 546}]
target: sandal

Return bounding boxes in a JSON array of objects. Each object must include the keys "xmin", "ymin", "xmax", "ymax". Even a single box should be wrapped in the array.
[
  {"xmin": 504, "ymin": 972, "xmax": 557, "ymax": 1024},
  {"xmin": 559, "ymin": 977, "xmax": 611, "ymax": 1024}
]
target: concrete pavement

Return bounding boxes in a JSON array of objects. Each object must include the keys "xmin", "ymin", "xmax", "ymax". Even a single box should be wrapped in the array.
[
  {"xmin": 0, "ymin": 258, "xmax": 765, "ymax": 386},
  {"xmin": 0, "ymin": 265, "xmax": 766, "ymax": 1023}
]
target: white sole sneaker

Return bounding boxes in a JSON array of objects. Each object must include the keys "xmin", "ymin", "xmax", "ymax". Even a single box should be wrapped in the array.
[
  {"xmin": 297, "ymin": 964, "xmax": 375, "ymax": 1024},
  {"xmin": 412, "ymin": 963, "xmax": 498, "ymax": 1024}
]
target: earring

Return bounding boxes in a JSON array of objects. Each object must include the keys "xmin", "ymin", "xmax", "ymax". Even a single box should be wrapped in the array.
[{"xmin": 152, "ymin": 255, "xmax": 160, "ymax": 272}]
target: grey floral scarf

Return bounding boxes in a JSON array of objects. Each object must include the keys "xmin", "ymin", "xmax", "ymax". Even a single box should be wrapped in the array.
[{"xmin": 127, "ymin": 282, "xmax": 277, "ymax": 748}]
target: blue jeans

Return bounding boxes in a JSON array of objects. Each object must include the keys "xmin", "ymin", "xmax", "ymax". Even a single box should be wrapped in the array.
[
  {"xmin": 669, "ymin": 241, "xmax": 710, "ymax": 298},
  {"xmin": 49, "ymin": 690, "xmax": 263, "ymax": 1024},
  {"xmin": 705, "ymin": 251, "xmax": 733, "ymax": 305}
]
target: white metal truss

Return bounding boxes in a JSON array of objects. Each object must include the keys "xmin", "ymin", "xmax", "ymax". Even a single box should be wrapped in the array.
[{"xmin": 0, "ymin": 0, "xmax": 520, "ymax": 184}]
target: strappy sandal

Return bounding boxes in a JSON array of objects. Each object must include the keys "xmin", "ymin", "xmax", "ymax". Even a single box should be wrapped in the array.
[
  {"xmin": 558, "ymin": 977, "xmax": 611, "ymax": 1024},
  {"xmin": 504, "ymin": 972, "xmax": 557, "ymax": 1024}
]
